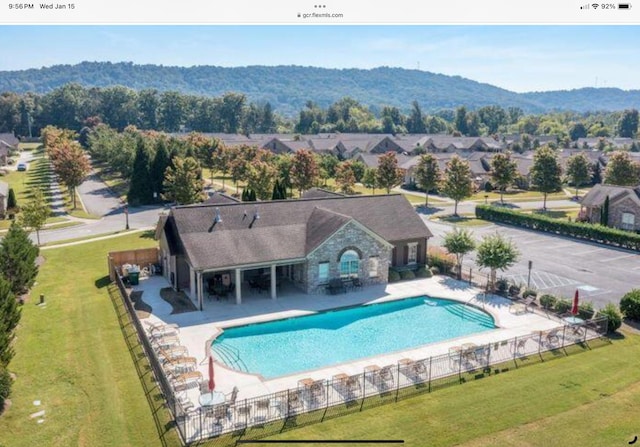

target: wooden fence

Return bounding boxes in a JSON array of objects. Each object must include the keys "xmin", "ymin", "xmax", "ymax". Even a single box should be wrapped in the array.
[{"xmin": 108, "ymin": 247, "xmax": 159, "ymax": 281}]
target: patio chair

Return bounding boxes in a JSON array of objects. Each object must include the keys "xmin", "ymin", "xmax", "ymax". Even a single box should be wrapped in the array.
[
  {"xmin": 157, "ymin": 346, "xmax": 189, "ymax": 362},
  {"xmin": 152, "ymin": 334, "xmax": 181, "ymax": 349},
  {"xmin": 288, "ymin": 390, "xmax": 305, "ymax": 414},
  {"xmin": 145, "ymin": 321, "xmax": 180, "ymax": 336},
  {"xmin": 379, "ymin": 365, "xmax": 395, "ymax": 388},
  {"xmin": 171, "ymin": 371, "xmax": 203, "ymax": 390},
  {"xmin": 544, "ymin": 328, "xmax": 561, "ymax": 346},
  {"xmin": 253, "ymin": 399, "xmax": 271, "ymax": 423},
  {"xmin": 225, "ymin": 386, "xmax": 239, "ymax": 405},
  {"xmin": 345, "ymin": 375, "xmax": 362, "ymax": 399}
]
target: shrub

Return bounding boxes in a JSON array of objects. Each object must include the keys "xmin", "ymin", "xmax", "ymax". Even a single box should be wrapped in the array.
[
  {"xmin": 539, "ymin": 294, "xmax": 557, "ymax": 310},
  {"xmin": 415, "ymin": 266, "xmax": 432, "ymax": 278},
  {"xmin": 475, "ymin": 204, "xmax": 640, "ymax": 251},
  {"xmin": 496, "ymin": 278, "xmax": 509, "ymax": 294},
  {"xmin": 554, "ymin": 298, "xmax": 572, "ymax": 314},
  {"xmin": 427, "ymin": 246, "xmax": 455, "ymax": 274},
  {"xmin": 484, "ymin": 181, "xmax": 493, "ymax": 192},
  {"xmin": 0, "ymin": 365, "xmax": 11, "ymax": 412},
  {"xmin": 508, "ymin": 284, "xmax": 521, "ymax": 297},
  {"xmin": 429, "ymin": 266, "xmax": 440, "ymax": 275},
  {"xmin": 400, "ymin": 270, "xmax": 416, "ymax": 280},
  {"xmin": 388, "ymin": 269, "xmax": 401, "ymax": 282},
  {"xmin": 578, "ymin": 301, "xmax": 595, "ymax": 320},
  {"xmin": 597, "ymin": 303, "xmax": 622, "ymax": 333},
  {"xmin": 523, "ymin": 289, "xmax": 538, "ymax": 299},
  {"xmin": 620, "ymin": 289, "xmax": 640, "ymax": 321}
]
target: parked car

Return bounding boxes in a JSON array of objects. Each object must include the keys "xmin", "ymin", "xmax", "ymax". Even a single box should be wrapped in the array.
[{"xmin": 17, "ymin": 163, "xmax": 27, "ymax": 171}]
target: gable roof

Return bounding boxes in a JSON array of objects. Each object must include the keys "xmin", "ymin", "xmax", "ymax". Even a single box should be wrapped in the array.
[
  {"xmin": 202, "ymin": 192, "xmax": 240, "ymax": 205},
  {"xmin": 580, "ymin": 183, "xmax": 640, "ymax": 207},
  {"xmin": 301, "ymin": 188, "xmax": 345, "ymax": 199},
  {"xmin": 167, "ymin": 194, "xmax": 432, "ymax": 270}
]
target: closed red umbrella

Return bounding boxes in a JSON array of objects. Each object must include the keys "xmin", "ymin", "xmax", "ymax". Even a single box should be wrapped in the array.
[
  {"xmin": 208, "ymin": 355, "xmax": 215, "ymax": 394},
  {"xmin": 571, "ymin": 290, "xmax": 579, "ymax": 316}
]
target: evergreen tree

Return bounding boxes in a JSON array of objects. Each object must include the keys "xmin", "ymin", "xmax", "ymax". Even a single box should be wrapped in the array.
[
  {"xmin": 0, "ymin": 222, "xmax": 39, "ymax": 296},
  {"xmin": 0, "ymin": 277, "xmax": 19, "ymax": 367},
  {"xmin": 127, "ymin": 138, "xmax": 154, "ymax": 205},
  {"xmin": 455, "ymin": 106, "xmax": 468, "ymax": 135},
  {"xmin": 591, "ymin": 161, "xmax": 602, "ymax": 185},
  {"xmin": 150, "ymin": 138, "xmax": 170, "ymax": 199},
  {"xmin": 6, "ymin": 188, "xmax": 17, "ymax": 212},
  {"xmin": 600, "ymin": 195, "xmax": 610, "ymax": 226},
  {"xmin": 272, "ymin": 179, "xmax": 284, "ymax": 200}
]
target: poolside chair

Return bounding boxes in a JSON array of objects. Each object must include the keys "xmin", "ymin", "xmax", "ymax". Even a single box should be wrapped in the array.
[
  {"xmin": 345, "ymin": 375, "xmax": 362, "ymax": 399},
  {"xmin": 152, "ymin": 335, "xmax": 181, "ymax": 349},
  {"xmin": 379, "ymin": 365, "xmax": 395, "ymax": 388},
  {"xmin": 176, "ymin": 392, "xmax": 195, "ymax": 412},
  {"xmin": 309, "ymin": 380, "xmax": 326, "ymax": 406},
  {"xmin": 225, "ymin": 386, "xmax": 239, "ymax": 406},
  {"xmin": 544, "ymin": 328, "xmax": 561, "ymax": 346},
  {"xmin": 287, "ymin": 390, "xmax": 305, "ymax": 415},
  {"xmin": 145, "ymin": 321, "xmax": 180, "ymax": 336},
  {"xmin": 157, "ymin": 346, "xmax": 189, "ymax": 362},
  {"xmin": 171, "ymin": 371, "xmax": 203, "ymax": 391},
  {"xmin": 411, "ymin": 360, "xmax": 428, "ymax": 381}
]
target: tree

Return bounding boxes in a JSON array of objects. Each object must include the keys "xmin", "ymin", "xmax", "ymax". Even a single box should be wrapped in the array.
[
  {"xmin": 414, "ymin": 154, "xmax": 441, "ymax": 207},
  {"xmin": 318, "ymin": 154, "xmax": 339, "ymax": 182},
  {"xmin": 49, "ymin": 140, "xmax": 90, "ymax": 209},
  {"xmin": 569, "ymin": 122, "xmax": 588, "ymax": 141},
  {"xmin": 335, "ymin": 161, "xmax": 357, "ymax": 194},
  {"xmin": 150, "ymin": 138, "xmax": 170, "ymax": 199},
  {"xmin": 565, "ymin": 152, "xmax": 592, "ymax": 198},
  {"xmin": 0, "ymin": 277, "xmax": 19, "ymax": 367},
  {"xmin": 376, "ymin": 152, "xmax": 403, "ymax": 194},
  {"xmin": 591, "ymin": 161, "xmax": 602, "ymax": 185},
  {"xmin": 127, "ymin": 138, "xmax": 154, "ymax": 205},
  {"xmin": 604, "ymin": 151, "xmax": 640, "ymax": 186},
  {"xmin": 271, "ymin": 179, "xmax": 286, "ymax": 200},
  {"xmin": 529, "ymin": 146, "xmax": 562, "ymax": 211},
  {"xmin": 211, "ymin": 143, "xmax": 232, "ymax": 190},
  {"xmin": 0, "ymin": 222, "xmax": 39, "ymax": 296},
  {"xmin": 441, "ymin": 155, "xmax": 473, "ymax": 216},
  {"xmin": 455, "ymin": 106, "xmax": 468, "ymax": 135},
  {"xmin": 475, "ymin": 232, "xmax": 519, "ymax": 292},
  {"xmin": 442, "ymin": 229, "xmax": 476, "ymax": 279},
  {"xmin": 600, "ymin": 195, "xmax": 610, "ymax": 226},
  {"xmin": 362, "ymin": 168, "xmax": 378, "ymax": 194},
  {"xmin": 290, "ymin": 149, "xmax": 319, "ymax": 196},
  {"xmin": 406, "ymin": 101, "xmax": 426, "ymax": 134},
  {"xmin": 6, "ymin": 188, "xmax": 17, "ymax": 213},
  {"xmin": 246, "ymin": 159, "xmax": 276, "ymax": 200},
  {"xmin": 490, "ymin": 151, "xmax": 518, "ymax": 204},
  {"xmin": 162, "ymin": 157, "xmax": 205, "ymax": 205},
  {"xmin": 617, "ymin": 109, "xmax": 639, "ymax": 138},
  {"xmin": 19, "ymin": 188, "xmax": 49, "ymax": 246}
]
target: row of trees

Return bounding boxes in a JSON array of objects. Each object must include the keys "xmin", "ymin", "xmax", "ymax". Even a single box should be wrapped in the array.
[
  {"xmin": 442, "ymin": 229, "xmax": 519, "ymax": 291},
  {"xmin": 1, "ymin": 83, "xmax": 638, "ymax": 140},
  {"xmin": 0, "ymin": 223, "xmax": 39, "ymax": 411},
  {"xmin": 41, "ymin": 126, "xmax": 91, "ymax": 210}
]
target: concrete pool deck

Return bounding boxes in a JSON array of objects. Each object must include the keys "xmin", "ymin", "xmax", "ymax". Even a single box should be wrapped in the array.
[{"xmin": 133, "ymin": 275, "xmax": 562, "ymax": 408}]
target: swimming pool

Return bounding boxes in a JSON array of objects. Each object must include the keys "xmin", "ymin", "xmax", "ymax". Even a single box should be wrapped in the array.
[{"xmin": 212, "ymin": 297, "xmax": 495, "ymax": 379}]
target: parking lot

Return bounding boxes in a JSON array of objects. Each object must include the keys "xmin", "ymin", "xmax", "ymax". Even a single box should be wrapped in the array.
[{"xmin": 426, "ymin": 219, "xmax": 640, "ymax": 309}]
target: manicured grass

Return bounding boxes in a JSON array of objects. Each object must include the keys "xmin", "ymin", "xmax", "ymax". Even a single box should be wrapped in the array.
[
  {"xmin": 435, "ymin": 215, "xmax": 492, "ymax": 227},
  {"xmin": 267, "ymin": 335, "xmax": 636, "ymax": 447},
  {"xmin": 18, "ymin": 142, "xmax": 42, "ymax": 151},
  {"xmin": 471, "ymin": 190, "xmax": 568, "ymax": 202},
  {"xmin": 0, "ymin": 219, "xmax": 79, "ymax": 233},
  {"xmin": 528, "ymin": 208, "xmax": 580, "ymax": 221},
  {"xmin": 0, "ymin": 232, "xmax": 179, "ymax": 447}
]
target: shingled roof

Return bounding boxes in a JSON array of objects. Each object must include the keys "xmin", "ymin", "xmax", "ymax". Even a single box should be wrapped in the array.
[
  {"xmin": 163, "ymin": 194, "xmax": 432, "ymax": 270},
  {"xmin": 580, "ymin": 184, "xmax": 640, "ymax": 207}
]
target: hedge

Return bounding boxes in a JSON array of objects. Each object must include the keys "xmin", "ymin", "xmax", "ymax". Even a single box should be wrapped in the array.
[{"xmin": 475, "ymin": 204, "xmax": 640, "ymax": 251}]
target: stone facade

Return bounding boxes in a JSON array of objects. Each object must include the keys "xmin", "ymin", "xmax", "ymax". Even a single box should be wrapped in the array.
[
  {"xmin": 609, "ymin": 196, "xmax": 640, "ymax": 231},
  {"xmin": 304, "ymin": 220, "xmax": 392, "ymax": 294}
]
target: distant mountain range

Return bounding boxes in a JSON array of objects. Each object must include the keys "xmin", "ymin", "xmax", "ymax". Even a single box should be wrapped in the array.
[{"xmin": 1, "ymin": 61, "xmax": 638, "ymax": 115}]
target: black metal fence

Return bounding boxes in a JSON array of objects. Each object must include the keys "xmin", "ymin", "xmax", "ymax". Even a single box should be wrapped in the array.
[
  {"xmin": 109, "ymin": 262, "xmax": 609, "ymax": 446},
  {"xmin": 176, "ymin": 316, "xmax": 609, "ymax": 445}
]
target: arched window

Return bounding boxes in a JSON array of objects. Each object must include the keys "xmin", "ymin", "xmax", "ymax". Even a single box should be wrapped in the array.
[{"xmin": 340, "ymin": 250, "xmax": 360, "ymax": 278}]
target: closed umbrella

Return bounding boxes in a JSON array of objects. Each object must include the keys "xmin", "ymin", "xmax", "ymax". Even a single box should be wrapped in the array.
[
  {"xmin": 571, "ymin": 290, "xmax": 579, "ymax": 316},
  {"xmin": 208, "ymin": 355, "xmax": 215, "ymax": 396}
]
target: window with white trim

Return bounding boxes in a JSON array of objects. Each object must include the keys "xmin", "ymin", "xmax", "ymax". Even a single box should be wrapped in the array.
[
  {"xmin": 318, "ymin": 262, "xmax": 329, "ymax": 283},
  {"xmin": 407, "ymin": 243, "xmax": 418, "ymax": 264},
  {"xmin": 622, "ymin": 212, "xmax": 635, "ymax": 230},
  {"xmin": 340, "ymin": 250, "xmax": 360, "ymax": 278},
  {"xmin": 369, "ymin": 256, "xmax": 379, "ymax": 278}
]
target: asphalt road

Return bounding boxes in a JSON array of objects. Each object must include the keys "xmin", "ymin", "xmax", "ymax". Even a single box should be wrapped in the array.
[{"xmin": 425, "ymin": 219, "xmax": 640, "ymax": 309}]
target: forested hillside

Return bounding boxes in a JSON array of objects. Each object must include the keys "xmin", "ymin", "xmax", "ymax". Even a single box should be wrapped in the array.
[{"xmin": 1, "ymin": 62, "xmax": 638, "ymax": 115}]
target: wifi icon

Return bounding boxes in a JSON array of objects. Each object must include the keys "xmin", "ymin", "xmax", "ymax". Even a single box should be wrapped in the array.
[{"xmin": 592, "ymin": 3, "xmax": 599, "ymax": 7}]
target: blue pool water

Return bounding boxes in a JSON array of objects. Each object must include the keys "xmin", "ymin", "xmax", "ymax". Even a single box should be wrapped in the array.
[{"xmin": 212, "ymin": 297, "xmax": 495, "ymax": 379}]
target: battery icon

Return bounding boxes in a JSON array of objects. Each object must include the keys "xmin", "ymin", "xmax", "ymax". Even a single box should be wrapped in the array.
[{"xmin": 618, "ymin": 3, "xmax": 630, "ymax": 8}]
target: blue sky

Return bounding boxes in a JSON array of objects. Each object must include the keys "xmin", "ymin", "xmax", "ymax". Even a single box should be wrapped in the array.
[{"xmin": 0, "ymin": 25, "xmax": 638, "ymax": 92}]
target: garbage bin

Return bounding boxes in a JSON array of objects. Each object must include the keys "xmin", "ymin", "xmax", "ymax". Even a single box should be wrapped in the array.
[{"xmin": 128, "ymin": 271, "xmax": 140, "ymax": 285}]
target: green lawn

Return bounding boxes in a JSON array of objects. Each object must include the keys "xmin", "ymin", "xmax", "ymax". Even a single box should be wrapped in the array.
[
  {"xmin": 434, "ymin": 215, "xmax": 492, "ymax": 227},
  {"xmin": 470, "ymin": 190, "xmax": 569, "ymax": 203},
  {"xmin": 18, "ymin": 142, "xmax": 42, "ymax": 151},
  {"xmin": 0, "ymin": 232, "xmax": 179, "ymax": 447},
  {"xmin": 527, "ymin": 208, "xmax": 581, "ymax": 220},
  {"xmin": 268, "ymin": 335, "xmax": 637, "ymax": 447}
]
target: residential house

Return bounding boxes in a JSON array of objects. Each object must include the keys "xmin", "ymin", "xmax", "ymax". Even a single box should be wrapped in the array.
[
  {"xmin": 0, "ymin": 181, "xmax": 8, "ymax": 217},
  {"xmin": 0, "ymin": 133, "xmax": 19, "ymax": 166},
  {"xmin": 157, "ymin": 194, "xmax": 432, "ymax": 309},
  {"xmin": 580, "ymin": 183, "xmax": 640, "ymax": 231}
]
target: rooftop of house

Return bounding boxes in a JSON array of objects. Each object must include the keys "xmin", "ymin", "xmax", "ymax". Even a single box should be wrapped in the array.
[{"xmin": 581, "ymin": 183, "xmax": 640, "ymax": 207}]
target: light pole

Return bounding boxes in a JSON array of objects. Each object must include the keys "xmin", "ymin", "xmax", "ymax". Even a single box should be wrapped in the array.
[
  {"xmin": 484, "ymin": 194, "xmax": 489, "ymax": 204},
  {"xmin": 527, "ymin": 260, "xmax": 533, "ymax": 289},
  {"xmin": 124, "ymin": 204, "xmax": 130, "ymax": 230}
]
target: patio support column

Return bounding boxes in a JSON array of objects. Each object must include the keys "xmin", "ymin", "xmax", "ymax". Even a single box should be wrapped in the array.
[
  {"xmin": 270, "ymin": 264, "xmax": 277, "ymax": 300},
  {"xmin": 235, "ymin": 268, "xmax": 242, "ymax": 305},
  {"xmin": 197, "ymin": 271, "xmax": 203, "ymax": 311},
  {"xmin": 189, "ymin": 266, "xmax": 196, "ymax": 302}
]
